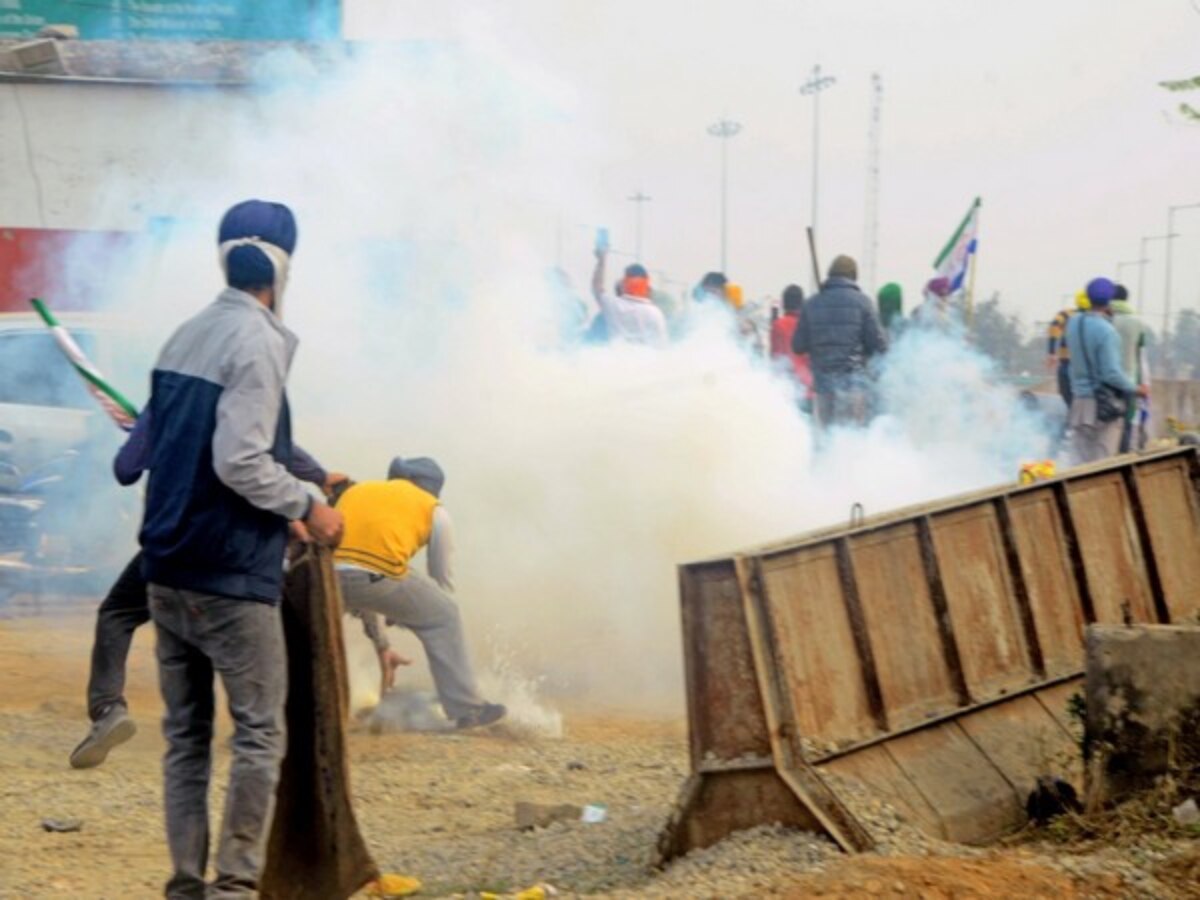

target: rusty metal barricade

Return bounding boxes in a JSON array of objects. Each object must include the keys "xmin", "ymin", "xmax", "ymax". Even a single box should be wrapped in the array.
[{"xmin": 659, "ymin": 448, "xmax": 1200, "ymax": 860}]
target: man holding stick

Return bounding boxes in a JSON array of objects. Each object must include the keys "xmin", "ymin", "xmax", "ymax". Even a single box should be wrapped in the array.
[{"xmin": 140, "ymin": 200, "xmax": 343, "ymax": 899}]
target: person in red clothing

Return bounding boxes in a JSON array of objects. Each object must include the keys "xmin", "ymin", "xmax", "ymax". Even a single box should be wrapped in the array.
[{"xmin": 770, "ymin": 284, "xmax": 813, "ymax": 408}]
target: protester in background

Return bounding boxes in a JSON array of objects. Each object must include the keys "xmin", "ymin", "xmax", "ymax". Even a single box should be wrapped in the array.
[
  {"xmin": 876, "ymin": 282, "xmax": 904, "ymax": 336},
  {"xmin": 911, "ymin": 277, "xmax": 956, "ymax": 330},
  {"xmin": 590, "ymin": 246, "xmax": 668, "ymax": 347},
  {"xmin": 770, "ymin": 284, "xmax": 813, "ymax": 407},
  {"xmin": 68, "ymin": 412, "xmax": 343, "ymax": 771},
  {"xmin": 791, "ymin": 255, "xmax": 887, "ymax": 429},
  {"xmin": 1047, "ymin": 292, "xmax": 1090, "ymax": 410},
  {"xmin": 1111, "ymin": 283, "xmax": 1151, "ymax": 452},
  {"xmin": 693, "ymin": 271, "xmax": 728, "ymax": 306},
  {"xmin": 140, "ymin": 200, "xmax": 345, "ymax": 899},
  {"xmin": 1066, "ymin": 277, "xmax": 1147, "ymax": 464},
  {"xmin": 333, "ymin": 457, "xmax": 506, "ymax": 730}
]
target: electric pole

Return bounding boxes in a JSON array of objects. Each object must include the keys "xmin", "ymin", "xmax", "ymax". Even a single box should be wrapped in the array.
[
  {"xmin": 707, "ymin": 118, "xmax": 742, "ymax": 273},
  {"xmin": 628, "ymin": 190, "xmax": 652, "ymax": 262},
  {"xmin": 799, "ymin": 64, "xmax": 837, "ymax": 243},
  {"xmin": 862, "ymin": 73, "xmax": 883, "ymax": 295}
]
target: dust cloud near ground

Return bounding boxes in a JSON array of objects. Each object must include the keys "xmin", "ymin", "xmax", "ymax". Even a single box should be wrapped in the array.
[{"xmin": 2, "ymin": 611, "xmax": 1197, "ymax": 898}]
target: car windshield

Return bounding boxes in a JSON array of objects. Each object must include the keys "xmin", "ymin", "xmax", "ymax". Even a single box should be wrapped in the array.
[{"xmin": 0, "ymin": 329, "xmax": 96, "ymax": 410}]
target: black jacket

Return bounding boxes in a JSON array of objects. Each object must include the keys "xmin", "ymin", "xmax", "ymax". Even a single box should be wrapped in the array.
[{"xmin": 792, "ymin": 277, "xmax": 887, "ymax": 388}]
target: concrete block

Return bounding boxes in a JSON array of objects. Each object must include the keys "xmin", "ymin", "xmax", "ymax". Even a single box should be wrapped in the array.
[
  {"xmin": 10, "ymin": 39, "xmax": 67, "ymax": 76},
  {"xmin": 0, "ymin": 47, "xmax": 17, "ymax": 72},
  {"xmin": 1085, "ymin": 623, "xmax": 1200, "ymax": 805}
]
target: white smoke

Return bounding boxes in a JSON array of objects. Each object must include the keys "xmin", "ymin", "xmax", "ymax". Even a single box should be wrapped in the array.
[{"xmin": 42, "ymin": 31, "xmax": 1050, "ymax": 714}]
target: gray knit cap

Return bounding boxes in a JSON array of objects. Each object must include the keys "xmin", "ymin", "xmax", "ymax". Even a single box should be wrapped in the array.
[{"xmin": 387, "ymin": 456, "xmax": 445, "ymax": 498}]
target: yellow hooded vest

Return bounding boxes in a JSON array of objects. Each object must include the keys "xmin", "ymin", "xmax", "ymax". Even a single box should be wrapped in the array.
[{"xmin": 333, "ymin": 480, "xmax": 439, "ymax": 578}]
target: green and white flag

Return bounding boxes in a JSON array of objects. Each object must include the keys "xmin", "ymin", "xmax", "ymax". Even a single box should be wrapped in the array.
[{"xmin": 29, "ymin": 298, "xmax": 139, "ymax": 431}]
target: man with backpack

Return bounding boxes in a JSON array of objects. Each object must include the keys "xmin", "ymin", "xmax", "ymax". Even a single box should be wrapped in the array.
[{"xmin": 1066, "ymin": 277, "xmax": 1148, "ymax": 464}]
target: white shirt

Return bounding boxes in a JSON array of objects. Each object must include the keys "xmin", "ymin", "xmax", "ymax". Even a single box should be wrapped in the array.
[{"xmin": 597, "ymin": 292, "xmax": 669, "ymax": 347}]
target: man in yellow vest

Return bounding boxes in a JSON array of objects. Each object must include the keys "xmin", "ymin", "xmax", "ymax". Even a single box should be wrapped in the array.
[{"xmin": 333, "ymin": 457, "xmax": 505, "ymax": 730}]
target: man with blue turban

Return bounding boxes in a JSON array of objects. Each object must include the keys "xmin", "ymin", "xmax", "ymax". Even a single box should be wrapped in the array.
[
  {"xmin": 1065, "ymin": 277, "xmax": 1148, "ymax": 464},
  {"xmin": 139, "ymin": 200, "xmax": 344, "ymax": 898}
]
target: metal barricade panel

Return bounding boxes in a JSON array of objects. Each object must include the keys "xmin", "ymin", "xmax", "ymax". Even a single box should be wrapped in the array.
[
  {"xmin": 930, "ymin": 505, "xmax": 1035, "ymax": 698},
  {"xmin": 760, "ymin": 546, "xmax": 878, "ymax": 746},
  {"xmin": 849, "ymin": 525, "xmax": 960, "ymax": 728},
  {"xmin": 1067, "ymin": 474, "xmax": 1156, "ymax": 624},
  {"xmin": 882, "ymin": 723, "xmax": 1024, "ymax": 844},
  {"xmin": 1007, "ymin": 489, "xmax": 1087, "ymax": 674},
  {"xmin": 955, "ymin": 695, "xmax": 1077, "ymax": 801},
  {"xmin": 1135, "ymin": 456, "xmax": 1200, "ymax": 622},
  {"xmin": 679, "ymin": 562, "xmax": 771, "ymax": 765},
  {"xmin": 663, "ymin": 450, "xmax": 1200, "ymax": 860},
  {"xmin": 823, "ymin": 745, "xmax": 945, "ymax": 839}
]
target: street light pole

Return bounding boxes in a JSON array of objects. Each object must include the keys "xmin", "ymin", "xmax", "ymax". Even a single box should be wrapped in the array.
[
  {"xmin": 1165, "ymin": 202, "xmax": 1200, "ymax": 374},
  {"xmin": 627, "ymin": 191, "xmax": 652, "ymax": 262},
  {"xmin": 799, "ymin": 64, "xmax": 837, "ymax": 252},
  {"xmin": 707, "ymin": 119, "xmax": 742, "ymax": 273},
  {"xmin": 1116, "ymin": 259, "xmax": 1144, "ymax": 288},
  {"xmin": 1138, "ymin": 233, "xmax": 1178, "ymax": 316}
]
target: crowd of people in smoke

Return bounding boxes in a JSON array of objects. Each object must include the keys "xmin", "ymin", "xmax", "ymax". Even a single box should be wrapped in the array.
[{"xmin": 561, "ymin": 241, "xmax": 1155, "ymax": 469}]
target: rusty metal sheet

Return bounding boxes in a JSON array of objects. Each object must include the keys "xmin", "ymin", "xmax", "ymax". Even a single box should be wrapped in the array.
[
  {"xmin": 1034, "ymin": 680, "xmax": 1086, "ymax": 786},
  {"xmin": 1134, "ymin": 457, "xmax": 1200, "ymax": 622},
  {"xmin": 822, "ymin": 746, "xmax": 944, "ymax": 839},
  {"xmin": 679, "ymin": 562, "xmax": 771, "ymax": 766},
  {"xmin": 665, "ymin": 449, "xmax": 1200, "ymax": 860},
  {"xmin": 929, "ymin": 506, "xmax": 1035, "ymax": 699},
  {"xmin": 848, "ymin": 524, "xmax": 960, "ymax": 728},
  {"xmin": 759, "ymin": 546, "xmax": 878, "ymax": 746},
  {"xmin": 1066, "ymin": 474, "xmax": 1157, "ymax": 624},
  {"xmin": 1007, "ymin": 490, "xmax": 1086, "ymax": 675},
  {"xmin": 955, "ymin": 695, "xmax": 1077, "ymax": 799},
  {"xmin": 881, "ymin": 723, "xmax": 1024, "ymax": 844}
]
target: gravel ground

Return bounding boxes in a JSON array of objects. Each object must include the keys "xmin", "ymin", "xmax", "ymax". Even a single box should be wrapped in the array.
[{"xmin": 1, "ymin": 614, "xmax": 1197, "ymax": 898}]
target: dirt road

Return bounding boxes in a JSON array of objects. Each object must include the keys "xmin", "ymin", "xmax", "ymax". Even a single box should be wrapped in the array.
[{"xmin": 0, "ymin": 612, "xmax": 1194, "ymax": 898}]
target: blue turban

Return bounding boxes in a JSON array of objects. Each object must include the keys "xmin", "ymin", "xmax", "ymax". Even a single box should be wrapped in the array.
[
  {"xmin": 1086, "ymin": 277, "xmax": 1116, "ymax": 306},
  {"xmin": 217, "ymin": 200, "xmax": 297, "ymax": 294}
]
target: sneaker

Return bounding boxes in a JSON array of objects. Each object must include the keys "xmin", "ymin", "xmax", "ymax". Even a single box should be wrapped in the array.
[
  {"xmin": 455, "ymin": 702, "xmax": 507, "ymax": 730},
  {"xmin": 69, "ymin": 706, "xmax": 137, "ymax": 769}
]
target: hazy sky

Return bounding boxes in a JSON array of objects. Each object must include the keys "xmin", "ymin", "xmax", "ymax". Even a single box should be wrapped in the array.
[{"xmin": 344, "ymin": 0, "xmax": 1199, "ymax": 332}]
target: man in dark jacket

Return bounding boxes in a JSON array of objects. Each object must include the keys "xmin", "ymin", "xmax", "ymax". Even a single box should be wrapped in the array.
[
  {"xmin": 792, "ymin": 255, "xmax": 888, "ymax": 429},
  {"xmin": 142, "ymin": 200, "xmax": 344, "ymax": 900}
]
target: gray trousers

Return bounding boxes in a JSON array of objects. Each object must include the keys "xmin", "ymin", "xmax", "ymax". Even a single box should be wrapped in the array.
[
  {"xmin": 338, "ymin": 568, "xmax": 484, "ymax": 720},
  {"xmin": 149, "ymin": 584, "xmax": 287, "ymax": 900},
  {"xmin": 1069, "ymin": 396, "xmax": 1123, "ymax": 465}
]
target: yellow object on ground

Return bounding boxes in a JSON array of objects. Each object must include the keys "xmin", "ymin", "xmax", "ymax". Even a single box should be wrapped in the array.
[
  {"xmin": 479, "ymin": 885, "xmax": 556, "ymax": 900},
  {"xmin": 366, "ymin": 873, "xmax": 422, "ymax": 897},
  {"xmin": 1019, "ymin": 460, "xmax": 1057, "ymax": 485}
]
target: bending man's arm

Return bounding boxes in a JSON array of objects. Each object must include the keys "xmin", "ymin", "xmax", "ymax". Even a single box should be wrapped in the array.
[{"xmin": 427, "ymin": 506, "xmax": 456, "ymax": 592}]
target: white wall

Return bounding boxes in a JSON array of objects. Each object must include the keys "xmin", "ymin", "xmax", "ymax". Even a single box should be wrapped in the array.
[{"xmin": 1, "ymin": 81, "xmax": 262, "ymax": 231}]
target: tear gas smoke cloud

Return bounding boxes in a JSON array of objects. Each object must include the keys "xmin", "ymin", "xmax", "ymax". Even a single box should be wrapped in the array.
[{"xmin": 45, "ymin": 34, "xmax": 1049, "ymax": 715}]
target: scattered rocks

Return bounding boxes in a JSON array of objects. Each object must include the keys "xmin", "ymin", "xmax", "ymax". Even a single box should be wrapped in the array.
[
  {"xmin": 514, "ymin": 802, "xmax": 582, "ymax": 831},
  {"xmin": 40, "ymin": 817, "xmax": 82, "ymax": 833}
]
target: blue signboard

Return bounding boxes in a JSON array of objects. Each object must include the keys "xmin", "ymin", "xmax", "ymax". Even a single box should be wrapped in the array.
[{"xmin": 0, "ymin": 1, "xmax": 340, "ymax": 41}]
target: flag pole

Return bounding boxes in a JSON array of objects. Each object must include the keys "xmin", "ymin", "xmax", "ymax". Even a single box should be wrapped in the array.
[{"xmin": 964, "ymin": 200, "xmax": 981, "ymax": 331}]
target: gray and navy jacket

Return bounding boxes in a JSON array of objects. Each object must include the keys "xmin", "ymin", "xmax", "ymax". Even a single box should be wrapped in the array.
[
  {"xmin": 139, "ymin": 288, "xmax": 313, "ymax": 603},
  {"xmin": 792, "ymin": 276, "xmax": 888, "ymax": 394}
]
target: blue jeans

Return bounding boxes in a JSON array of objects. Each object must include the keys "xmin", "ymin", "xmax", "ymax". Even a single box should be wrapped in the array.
[{"xmin": 149, "ymin": 584, "xmax": 287, "ymax": 899}]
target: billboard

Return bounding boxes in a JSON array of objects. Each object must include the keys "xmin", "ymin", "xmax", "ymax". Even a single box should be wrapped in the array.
[{"xmin": 0, "ymin": 1, "xmax": 339, "ymax": 42}]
